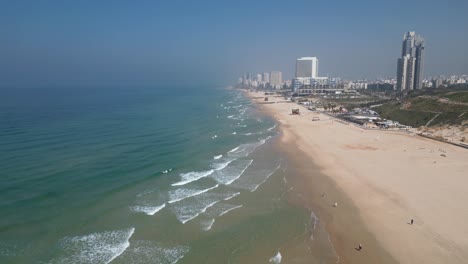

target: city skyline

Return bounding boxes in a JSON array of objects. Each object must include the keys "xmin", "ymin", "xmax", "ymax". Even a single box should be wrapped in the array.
[{"xmin": 0, "ymin": 1, "xmax": 467, "ymax": 87}]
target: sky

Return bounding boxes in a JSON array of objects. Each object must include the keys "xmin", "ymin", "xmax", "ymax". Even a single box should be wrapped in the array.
[{"xmin": 0, "ymin": 0, "xmax": 467, "ymax": 87}]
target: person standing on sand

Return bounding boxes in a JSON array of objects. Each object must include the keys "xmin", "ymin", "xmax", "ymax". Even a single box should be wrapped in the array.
[
  {"xmin": 358, "ymin": 244, "xmax": 363, "ymax": 251},
  {"xmin": 411, "ymin": 219, "xmax": 414, "ymax": 225}
]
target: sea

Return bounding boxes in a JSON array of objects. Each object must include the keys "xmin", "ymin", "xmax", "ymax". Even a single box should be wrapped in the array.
[{"xmin": 0, "ymin": 86, "xmax": 338, "ymax": 263}]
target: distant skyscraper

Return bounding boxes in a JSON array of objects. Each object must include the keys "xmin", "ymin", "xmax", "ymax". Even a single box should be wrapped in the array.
[
  {"xmin": 256, "ymin": 74, "xmax": 262, "ymax": 82},
  {"xmin": 396, "ymin": 31, "xmax": 425, "ymax": 91},
  {"xmin": 296, "ymin": 57, "xmax": 319, "ymax": 78},
  {"xmin": 270, "ymin": 71, "xmax": 282, "ymax": 86},
  {"xmin": 263, "ymin": 72, "xmax": 270, "ymax": 83}
]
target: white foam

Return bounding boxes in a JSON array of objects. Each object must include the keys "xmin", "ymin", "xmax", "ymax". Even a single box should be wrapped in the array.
[
  {"xmin": 168, "ymin": 184, "xmax": 219, "ymax": 204},
  {"xmin": 310, "ymin": 211, "xmax": 320, "ymax": 240},
  {"xmin": 269, "ymin": 251, "xmax": 282, "ymax": 263},
  {"xmin": 267, "ymin": 124, "xmax": 278, "ymax": 131},
  {"xmin": 227, "ymin": 137, "xmax": 271, "ymax": 158},
  {"xmin": 211, "ymin": 135, "xmax": 217, "ymax": 139},
  {"xmin": 201, "ymin": 218, "xmax": 216, "ymax": 231},
  {"xmin": 211, "ymin": 159, "xmax": 253, "ymax": 185},
  {"xmin": 232, "ymin": 132, "xmax": 237, "ymax": 135},
  {"xmin": 117, "ymin": 240, "xmax": 189, "ymax": 264},
  {"xmin": 132, "ymin": 203, "xmax": 166, "ymax": 216},
  {"xmin": 223, "ymin": 192, "xmax": 240, "ymax": 201},
  {"xmin": 211, "ymin": 158, "xmax": 236, "ymax": 170},
  {"xmin": 54, "ymin": 228, "xmax": 135, "ymax": 264},
  {"xmin": 219, "ymin": 204, "xmax": 243, "ymax": 217},
  {"xmin": 171, "ymin": 170, "xmax": 214, "ymax": 186},
  {"xmin": 213, "ymin": 155, "xmax": 223, "ymax": 160},
  {"xmin": 228, "ymin": 146, "xmax": 240, "ymax": 153},
  {"xmin": 172, "ymin": 192, "xmax": 240, "ymax": 224},
  {"xmin": 227, "ymin": 115, "xmax": 235, "ymax": 118},
  {"xmin": 180, "ymin": 200, "xmax": 219, "ymax": 224},
  {"xmin": 250, "ymin": 165, "xmax": 281, "ymax": 192},
  {"xmin": 251, "ymin": 165, "xmax": 281, "ymax": 192}
]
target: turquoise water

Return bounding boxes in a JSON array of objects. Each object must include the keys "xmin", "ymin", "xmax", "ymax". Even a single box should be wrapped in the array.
[{"xmin": 0, "ymin": 86, "xmax": 336, "ymax": 263}]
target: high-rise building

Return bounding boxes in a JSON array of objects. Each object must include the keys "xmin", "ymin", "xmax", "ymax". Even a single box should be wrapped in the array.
[
  {"xmin": 296, "ymin": 57, "xmax": 319, "ymax": 78},
  {"xmin": 396, "ymin": 31, "xmax": 425, "ymax": 91},
  {"xmin": 270, "ymin": 71, "xmax": 282, "ymax": 86},
  {"xmin": 256, "ymin": 74, "xmax": 262, "ymax": 82},
  {"xmin": 263, "ymin": 72, "xmax": 270, "ymax": 83}
]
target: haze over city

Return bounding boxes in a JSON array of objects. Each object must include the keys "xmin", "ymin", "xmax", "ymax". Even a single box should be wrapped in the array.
[{"xmin": 1, "ymin": 0, "xmax": 467, "ymax": 87}]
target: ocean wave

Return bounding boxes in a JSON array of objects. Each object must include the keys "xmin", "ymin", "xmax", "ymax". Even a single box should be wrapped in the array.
[
  {"xmin": 116, "ymin": 240, "xmax": 189, "ymax": 264},
  {"xmin": 211, "ymin": 159, "xmax": 253, "ymax": 185},
  {"xmin": 231, "ymin": 132, "xmax": 237, "ymax": 135},
  {"xmin": 267, "ymin": 124, "xmax": 278, "ymax": 131},
  {"xmin": 171, "ymin": 192, "xmax": 239, "ymax": 224},
  {"xmin": 269, "ymin": 251, "xmax": 282, "ymax": 263},
  {"xmin": 218, "ymin": 204, "xmax": 243, "ymax": 217},
  {"xmin": 171, "ymin": 170, "xmax": 214, "ymax": 186},
  {"xmin": 227, "ymin": 137, "xmax": 270, "ymax": 158},
  {"xmin": 213, "ymin": 155, "xmax": 223, "ymax": 160},
  {"xmin": 251, "ymin": 165, "xmax": 281, "ymax": 192},
  {"xmin": 178, "ymin": 200, "xmax": 219, "ymax": 224},
  {"xmin": 201, "ymin": 218, "xmax": 215, "ymax": 231},
  {"xmin": 132, "ymin": 203, "xmax": 166, "ymax": 216},
  {"xmin": 310, "ymin": 211, "xmax": 320, "ymax": 240},
  {"xmin": 168, "ymin": 184, "xmax": 219, "ymax": 204},
  {"xmin": 211, "ymin": 158, "xmax": 236, "ymax": 170},
  {"xmin": 230, "ymin": 163, "xmax": 280, "ymax": 192},
  {"xmin": 223, "ymin": 192, "xmax": 240, "ymax": 201},
  {"xmin": 228, "ymin": 146, "xmax": 240, "ymax": 153},
  {"xmin": 53, "ymin": 228, "xmax": 135, "ymax": 264}
]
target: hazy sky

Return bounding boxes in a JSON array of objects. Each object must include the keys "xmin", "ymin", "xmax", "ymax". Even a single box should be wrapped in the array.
[{"xmin": 1, "ymin": 0, "xmax": 467, "ymax": 87}]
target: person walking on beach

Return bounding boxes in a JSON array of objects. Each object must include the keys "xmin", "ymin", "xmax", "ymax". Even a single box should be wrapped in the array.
[
  {"xmin": 411, "ymin": 219, "xmax": 414, "ymax": 225},
  {"xmin": 357, "ymin": 244, "xmax": 363, "ymax": 251}
]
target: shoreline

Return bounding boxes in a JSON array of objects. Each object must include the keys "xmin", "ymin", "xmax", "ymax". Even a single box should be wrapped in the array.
[{"xmin": 245, "ymin": 90, "xmax": 468, "ymax": 263}]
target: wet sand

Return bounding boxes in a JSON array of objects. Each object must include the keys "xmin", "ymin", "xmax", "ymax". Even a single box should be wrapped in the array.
[{"xmin": 247, "ymin": 90, "xmax": 468, "ymax": 263}]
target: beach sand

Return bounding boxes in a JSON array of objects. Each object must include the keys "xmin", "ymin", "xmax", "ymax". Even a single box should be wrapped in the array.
[{"xmin": 247, "ymin": 91, "xmax": 468, "ymax": 263}]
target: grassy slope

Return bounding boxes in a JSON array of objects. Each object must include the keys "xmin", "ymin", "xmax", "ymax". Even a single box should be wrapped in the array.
[
  {"xmin": 374, "ymin": 103, "xmax": 435, "ymax": 127},
  {"xmin": 444, "ymin": 92, "xmax": 468, "ymax": 103},
  {"xmin": 375, "ymin": 97, "xmax": 468, "ymax": 127}
]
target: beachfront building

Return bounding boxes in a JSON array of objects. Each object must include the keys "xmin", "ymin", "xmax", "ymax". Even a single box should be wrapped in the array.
[
  {"xmin": 256, "ymin": 74, "xmax": 262, "ymax": 83},
  {"xmin": 292, "ymin": 56, "xmax": 336, "ymax": 92},
  {"xmin": 396, "ymin": 31, "xmax": 425, "ymax": 91},
  {"xmin": 263, "ymin": 72, "xmax": 270, "ymax": 83},
  {"xmin": 296, "ymin": 57, "xmax": 319, "ymax": 78},
  {"xmin": 270, "ymin": 71, "xmax": 283, "ymax": 89},
  {"xmin": 296, "ymin": 77, "xmax": 344, "ymax": 95}
]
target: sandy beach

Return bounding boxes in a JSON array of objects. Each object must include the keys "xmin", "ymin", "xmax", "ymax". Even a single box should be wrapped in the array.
[{"xmin": 247, "ymin": 90, "xmax": 468, "ymax": 263}]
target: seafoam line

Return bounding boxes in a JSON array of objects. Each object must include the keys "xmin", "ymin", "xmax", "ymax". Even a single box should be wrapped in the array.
[{"xmin": 168, "ymin": 184, "xmax": 220, "ymax": 204}]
